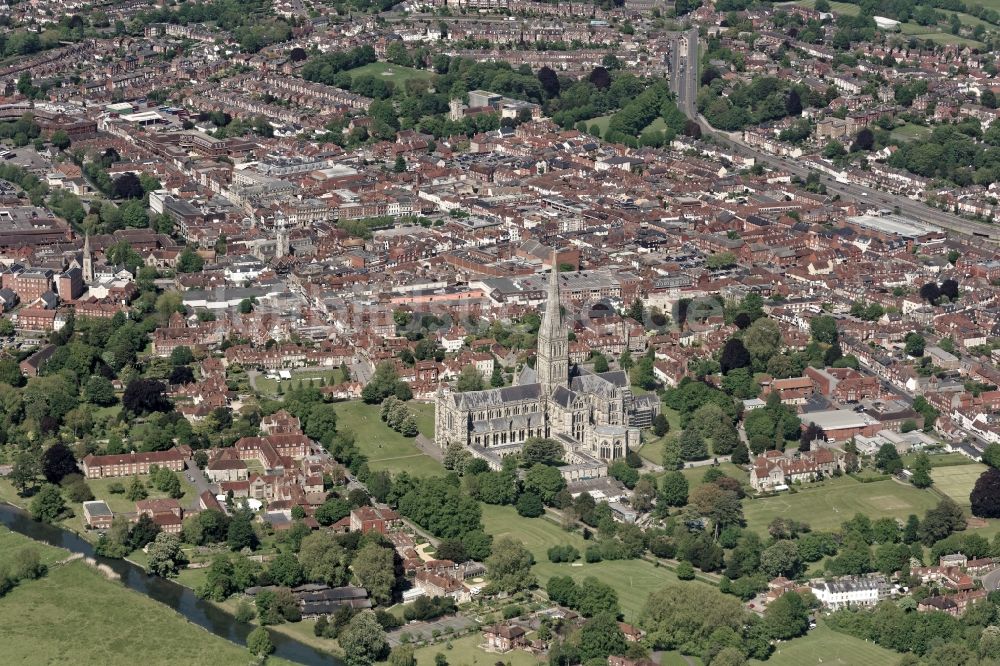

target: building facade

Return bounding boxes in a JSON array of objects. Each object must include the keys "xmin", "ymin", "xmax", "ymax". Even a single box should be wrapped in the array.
[{"xmin": 434, "ymin": 252, "xmax": 658, "ymax": 480}]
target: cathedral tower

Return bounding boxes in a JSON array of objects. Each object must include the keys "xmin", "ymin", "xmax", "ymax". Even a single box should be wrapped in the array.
[
  {"xmin": 536, "ymin": 248, "xmax": 569, "ymax": 393},
  {"xmin": 82, "ymin": 233, "xmax": 93, "ymax": 284}
]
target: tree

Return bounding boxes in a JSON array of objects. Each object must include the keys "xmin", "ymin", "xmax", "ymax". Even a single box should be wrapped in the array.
[
  {"xmin": 851, "ymin": 127, "xmax": 874, "ymax": 152},
  {"xmin": 675, "ymin": 561, "xmax": 695, "ymax": 580},
  {"xmin": 177, "ymin": 247, "xmax": 204, "ymax": 273},
  {"xmin": 679, "ymin": 428, "xmax": 708, "ymax": 461},
  {"xmin": 147, "ymin": 532, "xmax": 183, "ymax": 577},
  {"xmin": 809, "ymin": 315, "xmax": 838, "ymax": 344},
  {"xmin": 516, "ymin": 491, "xmax": 544, "ymax": 517},
  {"xmin": 659, "ymin": 471, "xmax": 689, "ymax": 507},
  {"xmin": 388, "ymin": 645, "xmax": 416, "ymax": 666},
  {"xmin": 30, "ymin": 484, "xmax": 66, "ymax": 523},
  {"xmin": 85, "ymin": 375, "xmax": 116, "ymax": 406},
  {"xmin": 760, "ymin": 540, "xmax": 802, "ymax": 578},
  {"xmin": 765, "ymin": 591, "xmax": 809, "ymax": 640},
  {"xmin": 41, "ymin": 441, "xmax": 78, "ymax": 484},
  {"xmin": 50, "ymin": 130, "xmax": 70, "ymax": 150},
  {"xmin": 875, "ymin": 443, "xmax": 903, "ymax": 474},
  {"xmin": 731, "ymin": 442, "xmax": 750, "ymax": 465},
  {"xmin": 112, "ymin": 172, "xmax": 144, "ymax": 199},
  {"xmin": 122, "ymin": 378, "xmax": 171, "ymax": 415},
  {"xmin": 339, "ymin": 610, "xmax": 388, "ymax": 666},
  {"xmin": 298, "ymin": 531, "xmax": 348, "ymax": 587},
  {"xmin": 9, "ymin": 451, "xmax": 40, "ymax": 495},
  {"xmin": 919, "ymin": 498, "xmax": 966, "ymax": 546},
  {"xmin": 742, "ymin": 318, "xmax": 782, "ymax": 364},
  {"xmin": 652, "ymin": 413, "xmax": 670, "ymax": 437},
  {"xmin": 522, "ymin": 465, "xmax": 566, "ymax": 509},
  {"xmin": 785, "ymin": 89, "xmax": 802, "ymax": 117},
  {"xmin": 125, "ymin": 476, "xmax": 147, "ymax": 501},
  {"xmin": 799, "ymin": 422, "xmax": 825, "ymax": 452},
  {"xmin": 247, "ymin": 626, "xmax": 274, "ymax": 657},
  {"xmin": 641, "ymin": 583, "xmax": 746, "ymax": 654},
  {"xmin": 911, "ymin": 452, "xmax": 933, "ymax": 488},
  {"xmin": 454, "ymin": 365, "xmax": 484, "ymax": 392},
  {"xmin": 228, "ymin": 510, "xmax": 259, "ymax": 551},
  {"xmin": 486, "ymin": 536, "xmax": 535, "ymax": 593},
  {"xmin": 589, "ymin": 66, "xmax": 611, "ymax": 89},
  {"xmin": 904, "ymin": 332, "xmax": 925, "ymax": 357},
  {"xmin": 537, "ymin": 66, "xmax": 560, "ymax": 98},
  {"xmin": 971, "ymin": 467, "xmax": 1000, "ymax": 518},
  {"xmin": 578, "ymin": 613, "xmax": 626, "ymax": 662},
  {"xmin": 269, "ymin": 551, "xmax": 304, "ymax": 587},
  {"xmin": 689, "ymin": 484, "xmax": 743, "ymax": 536},
  {"xmin": 592, "ymin": 353, "xmax": 609, "ymax": 373},
  {"xmin": 919, "ymin": 282, "xmax": 940, "ymax": 303},
  {"xmin": 352, "ymin": 543, "xmax": 396, "ymax": 605},
  {"xmin": 521, "ymin": 438, "xmax": 563, "ymax": 466},
  {"xmin": 720, "ymin": 338, "xmax": 751, "ymax": 374}
]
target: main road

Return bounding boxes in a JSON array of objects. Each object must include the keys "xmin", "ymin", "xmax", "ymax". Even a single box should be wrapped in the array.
[{"xmin": 669, "ymin": 30, "xmax": 1000, "ymax": 243}]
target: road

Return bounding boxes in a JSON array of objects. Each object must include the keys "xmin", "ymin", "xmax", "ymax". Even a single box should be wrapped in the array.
[
  {"xmin": 670, "ymin": 31, "xmax": 1000, "ymax": 243},
  {"xmin": 352, "ymin": 356, "xmax": 373, "ymax": 384}
]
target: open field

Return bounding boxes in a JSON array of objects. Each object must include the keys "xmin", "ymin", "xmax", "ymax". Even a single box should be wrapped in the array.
[
  {"xmin": 890, "ymin": 123, "xmax": 932, "ymax": 143},
  {"xmin": 751, "ymin": 621, "xmax": 897, "ymax": 666},
  {"xmin": 902, "ymin": 451, "xmax": 977, "ymax": 467},
  {"xmin": 414, "ymin": 633, "xmax": 541, "ymax": 666},
  {"xmin": 932, "ymin": 463, "xmax": 987, "ymax": 507},
  {"xmin": 333, "ymin": 400, "xmax": 443, "ymax": 477},
  {"xmin": 585, "ymin": 114, "xmax": 614, "ymax": 135},
  {"xmin": 743, "ymin": 476, "xmax": 939, "ymax": 534},
  {"xmin": 346, "ymin": 62, "xmax": 435, "ymax": 85},
  {"xmin": 681, "ymin": 462, "xmax": 750, "ymax": 489},
  {"xmin": 0, "ymin": 526, "xmax": 67, "ymax": 570},
  {"xmin": 80, "ymin": 475, "xmax": 199, "ymax": 516},
  {"xmin": 254, "ymin": 368, "xmax": 346, "ymax": 396},
  {"xmin": 482, "ymin": 504, "xmax": 702, "ymax": 620},
  {"xmin": 905, "ymin": 31, "xmax": 986, "ymax": 47},
  {"xmin": 0, "ymin": 559, "xmax": 294, "ymax": 666},
  {"xmin": 787, "ymin": 0, "xmax": 989, "ymax": 44}
]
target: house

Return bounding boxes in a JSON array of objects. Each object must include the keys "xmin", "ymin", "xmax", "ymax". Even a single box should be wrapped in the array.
[
  {"xmin": 414, "ymin": 570, "xmax": 470, "ymax": 603},
  {"xmin": 483, "ymin": 624, "xmax": 527, "ymax": 653},
  {"xmin": 618, "ymin": 622, "xmax": 644, "ymax": 642},
  {"xmin": 608, "ymin": 658, "xmax": 657, "ymax": 666},
  {"xmin": 349, "ymin": 505, "xmax": 401, "ymax": 534},
  {"xmin": 82, "ymin": 500, "xmax": 114, "ymax": 529},
  {"xmin": 206, "ymin": 457, "xmax": 249, "ymax": 482},
  {"xmin": 918, "ymin": 589, "xmax": 987, "ymax": 617},
  {"xmin": 809, "ymin": 574, "xmax": 890, "ymax": 610},
  {"xmin": 135, "ymin": 497, "xmax": 184, "ymax": 534},
  {"xmin": 750, "ymin": 449, "xmax": 846, "ymax": 492}
]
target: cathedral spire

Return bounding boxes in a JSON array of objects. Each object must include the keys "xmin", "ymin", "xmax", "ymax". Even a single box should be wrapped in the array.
[
  {"xmin": 536, "ymin": 246, "xmax": 568, "ymax": 393},
  {"xmin": 82, "ymin": 233, "xmax": 93, "ymax": 285}
]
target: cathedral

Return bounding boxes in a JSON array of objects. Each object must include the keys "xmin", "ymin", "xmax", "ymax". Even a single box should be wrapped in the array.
[{"xmin": 434, "ymin": 253, "xmax": 660, "ymax": 481}]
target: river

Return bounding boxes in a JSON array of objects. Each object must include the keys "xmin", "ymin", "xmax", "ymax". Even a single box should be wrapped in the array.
[{"xmin": 0, "ymin": 502, "xmax": 339, "ymax": 666}]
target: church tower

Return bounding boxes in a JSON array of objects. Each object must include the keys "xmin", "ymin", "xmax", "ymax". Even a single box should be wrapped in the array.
[
  {"xmin": 82, "ymin": 233, "xmax": 93, "ymax": 284},
  {"xmin": 536, "ymin": 248, "xmax": 569, "ymax": 393},
  {"xmin": 275, "ymin": 218, "xmax": 289, "ymax": 259}
]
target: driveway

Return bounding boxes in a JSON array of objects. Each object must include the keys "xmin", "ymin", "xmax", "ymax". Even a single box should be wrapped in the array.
[{"xmin": 184, "ymin": 458, "xmax": 215, "ymax": 512}]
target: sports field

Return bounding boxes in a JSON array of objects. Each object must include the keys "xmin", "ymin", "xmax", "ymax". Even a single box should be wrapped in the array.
[
  {"xmin": 346, "ymin": 62, "xmax": 435, "ymax": 86},
  {"xmin": 932, "ymin": 463, "xmax": 987, "ymax": 507},
  {"xmin": 743, "ymin": 476, "xmax": 939, "ymax": 534},
  {"xmin": 752, "ymin": 621, "xmax": 896, "ymax": 666},
  {"xmin": 332, "ymin": 400, "xmax": 442, "ymax": 477},
  {"xmin": 0, "ymin": 526, "xmax": 67, "ymax": 569}
]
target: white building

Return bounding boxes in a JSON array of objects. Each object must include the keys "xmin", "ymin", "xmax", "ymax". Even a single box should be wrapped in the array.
[{"xmin": 810, "ymin": 575, "xmax": 890, "ymax": 610}]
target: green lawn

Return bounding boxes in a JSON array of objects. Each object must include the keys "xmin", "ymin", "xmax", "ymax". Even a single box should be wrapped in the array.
[
  {"xmin": 681, "ymin": 462, "xmax": 749, "ymax": 489},
  {"xmin": 482, "ymin": 504, "xmax": 706, "ymax": 621},
  {"xmin": 255, "ymin": 368, "xmax": 346, "ymax": 396},
  {"xmin": 346, "ymin": 62, "xmax": 435, "ymax": 86},
  {"xmin": 902, "ymin": 451, "xmax": 976, "ymax": 467},
  {"xmin": 0, "ymin": 559, "xmax": 295, "ymax": 665},
  {"xmin": 642, "ymin": 117, "xmax": 668, "ymax": 133},
  {"xmin": 752, "ymin": 621, "xmax": 897, "ymax": 666},
  {"xmin": 585, "ymin": 114, "xmax": 614, "ymax": 135},
  {"xmin": 332, "ymin": 400, "xmax": 443, "ymax": 477},
  {"xmin": 0, "ymin": 526, "xmax": 68, "ymax": 570},
  {"xmin": 414, "ymin": 634, "xmax": 541, "ymax": 666},
  {"xmin": 932, "ymin": 463, "xmax": 987, "ymax": 507},
  {"xmin": 890, "ymin": 123, "xmax": 932, "ymax": 143},
  {"xmin": 78, "ymin": 475, "xmax": 199, "ymax": 517},
  {"xmin": 743, "ymin": 476, "xmax": 939, "ymax": 535}
]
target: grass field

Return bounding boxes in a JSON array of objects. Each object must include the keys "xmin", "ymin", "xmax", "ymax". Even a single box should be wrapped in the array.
[
  {"xmin": 902, "ymin": 451, "xmax": 977, "ymax": 467},
  {"xmin": 743, "ymin": 475, "xmax": 939, "ymax": 534},
  {"xmin": 585, "ymin": 114, "xmax": 614, "ymax": 136},
  {"xmin": 346, "ymin": 62, "xmax": 435, "ymax": 86},
  {"xmin": 890, "ymin": 123, "xmax": 932, "ymax": 143},
  {"xmin": 0, "ymin": 526, "xmax": 67, "ymax": 570},
  {"xmin": 932, "ymin": 463, "xmax": 987, "ymax": 507},
  {"xmin": 788, "ymin": 0, "xmax": 989, "ymax": 45},
  {"xmin": 0, "ymin": 559, "xmax": 294, "ymax": 666},
  {"xmin": 752, "ymin": 621, "xmax": 897, "ymax": 666},
  {"xmin": 332, "ymin": 400, "xmax": 442, "ymax": 476},
  {"xmin": 681, "ymin": 462, "xmax": 750, "ymax": 489},
  {"xmin": 254, "ymin": 368, "xmax": 346, "ymax": 396},
  {"xmin": 481, "ymin": 504, "xmax": 703, "ymax": 620}
]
